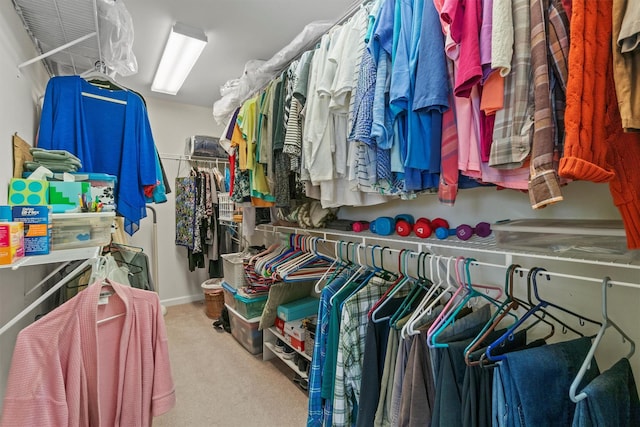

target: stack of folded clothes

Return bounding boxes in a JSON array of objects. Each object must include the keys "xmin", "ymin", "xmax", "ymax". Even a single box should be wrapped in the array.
[{"xmin": 24, "ymin": 148, "xmax": 82, "ymax": 172}]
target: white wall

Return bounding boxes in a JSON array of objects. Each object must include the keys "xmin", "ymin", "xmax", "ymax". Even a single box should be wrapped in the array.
[
  {"xmin": 128, "ymin": 97, "xmax": 224, "ymax": 307},
  {"xmin": 340, "ymin": 181, "xmax": 622, "ymax": 224},
  {"xmin": 0, "ymin": 0, "xmax": 52, "ymax": 410}
]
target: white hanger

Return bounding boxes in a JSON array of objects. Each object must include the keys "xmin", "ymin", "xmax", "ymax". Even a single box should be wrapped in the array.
[
  {"xmin": 80, "ymin": 61, "xmax": 126, "ymax": 91},
  {"xmin": 79, "ymin": 62, "xmax": 128, "ymax": 104},
  {"xmin": 314, "ymin": 240, "xmax": 341, "ymax": 293},
  {"xmin": 95, "ymin": 278, "xmax": 125, "ymax": 324},
  {"xmin": 403, "ymin": 255, "xmax": 458, "ymax": 338},
  {"xmin": 569, "ymin": 276, "xmax": 635, "ymax": 403},
  {"xmin": 400, "ymin": 254, "xmax": 442, "ymax": 338}
]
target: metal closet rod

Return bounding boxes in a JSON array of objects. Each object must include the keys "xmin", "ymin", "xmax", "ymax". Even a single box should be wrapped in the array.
[
  {"xmin": 282, "ymin": 234, "xmax": 640, "ymax": 290},
  {"xmin": 0, "ymin": 257, "xmax": 98, "ymax": 337},
  {"xmin": 159, "ymin": 153, "xmax": 229, "ymax": 165},
  {"xmin": 238, "ymin": 0, "xmax": 371, "ymax": 104}
]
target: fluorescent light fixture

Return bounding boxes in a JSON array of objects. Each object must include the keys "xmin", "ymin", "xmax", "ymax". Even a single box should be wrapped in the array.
[{"xmin": 151, "ymin": 22, "xmax": 207, "ymax": 95}]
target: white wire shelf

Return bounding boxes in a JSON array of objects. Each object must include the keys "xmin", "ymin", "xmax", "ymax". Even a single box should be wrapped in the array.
[
  {"xmin": 0, "ymin": 246, "xmax": 101, "ymax": 270},
  {"xmin": 256, "ymin": 224, "xmax": 640, "ymax": 271},
  {"xmin": 13, "ymin": 0, "xmax": 103, "ymax": 75}
]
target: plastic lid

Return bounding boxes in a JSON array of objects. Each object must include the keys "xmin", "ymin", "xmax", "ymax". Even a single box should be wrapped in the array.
[
  {"xmin": 221, "ymin": 281, "xmax": 237, "ymax": 293},
  {"xmin": 234, "ymin": 290, "xmax": 268, "ymax": 303},
  {"xmin": 201, "ymin": 279, "xmax": 223, "ymax": 290}
]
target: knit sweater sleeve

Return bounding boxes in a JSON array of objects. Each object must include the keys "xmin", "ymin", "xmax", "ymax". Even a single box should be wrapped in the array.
[
  {"xmin": 559, "ymin": 0, "xmax": 640, "ymax": 249},
  {"xmin": 558, "ymin": 0, "xmax": 615, "ymax": 183}
]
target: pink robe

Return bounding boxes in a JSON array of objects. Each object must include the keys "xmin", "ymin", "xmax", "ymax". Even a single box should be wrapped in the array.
[{"xmin": 1, "ymin": 280, "xmax": 175, "ymax": 426}]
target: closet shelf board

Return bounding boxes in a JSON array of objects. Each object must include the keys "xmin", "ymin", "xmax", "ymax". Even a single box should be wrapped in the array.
[
  {"xmin": 263, "ymin": 327, "xmax": 310, "ymax": 379},
  {"xmin": 268, "ymin": 326, "xmax": 312, "ymax": 362},
  {"xmin": 0, "ymin": 246, "xmax": 101, "ymax": 270}
]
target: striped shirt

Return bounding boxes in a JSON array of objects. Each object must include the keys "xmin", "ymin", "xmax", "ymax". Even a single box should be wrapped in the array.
[
  {"xmin": 489, "ymin": 0, "xmax": 534, "ymax": 169},
  {"xmin": 307, "ymin": 276, "xmax": 349, "ymax": 427},
  {"xmin": 333, "ymin": 278, "xmax": 389, "ymax": 427},
  {"xmin": 528, "ymin": 0, "xmax": 563, "ymax": 208}
]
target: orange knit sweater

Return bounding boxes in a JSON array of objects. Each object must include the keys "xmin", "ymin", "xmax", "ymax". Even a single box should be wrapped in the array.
[{"xmin": 559, "ymin": 0, "xmax": 640, "ymax": 249}]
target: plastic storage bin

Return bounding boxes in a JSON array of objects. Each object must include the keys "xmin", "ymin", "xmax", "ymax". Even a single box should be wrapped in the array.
[
  {"xmin": 218, "ymin": 192, "xmax": 234, "ymax": 221},
  {"xmin": 222, "ymin": 281, "xmax": 237, "ymax": 311},
  {"xmin": 277, "ymin": 296, "xmax": 320, "ymax": 321},
  {"xmin": 226, "ymin": 304, "xmax": 263, "ymax": 355},
  {"xmin": 51, "ymin": 212, "xmax": 114, "ymax": 250},
  {"xmin": 222, "ymin": 252, "xmax": 248, "ymax": 289},
  {"xmin": 492, "ymin": 219, "xmax": 638, "ymax": 261},
  {"xmin": 234, "ymin": 289, "xmax": 268, "ymax": 319}
]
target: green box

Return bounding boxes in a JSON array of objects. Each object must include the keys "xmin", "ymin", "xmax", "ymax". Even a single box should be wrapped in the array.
[
  {"xmin": 8, "ymin": 179, "xmax": 48, "ymax": 206},
  {"xmin": 48, "ymin": 181, "xmax": 91, "ymax": 213}
]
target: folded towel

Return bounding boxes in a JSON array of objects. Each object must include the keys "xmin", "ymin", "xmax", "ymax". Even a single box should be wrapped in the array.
[
  {"xmin": 24, "ymin": 161, "xmax": 79, "ymax": 173},
  {"xmin": 30, "ymin": 148, "xmax": 82, "ymax": 163}
]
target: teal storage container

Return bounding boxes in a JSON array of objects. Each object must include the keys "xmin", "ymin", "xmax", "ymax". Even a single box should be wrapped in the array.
[
  {"xmin": 277, "ymin": 296, "xmax": 320, "ymax": 321},
  {"xmin": 222, "ymin": 281, "xmax": 237, "ymax": 311},
  {"xmin": 234, "ymin": 290, "xmax": 268, "ymax": 319}
]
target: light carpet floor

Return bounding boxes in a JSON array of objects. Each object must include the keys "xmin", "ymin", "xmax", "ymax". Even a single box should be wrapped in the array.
[{"xmin": 154, "ymin": 302, "xmax": 308, "ymax": 427}]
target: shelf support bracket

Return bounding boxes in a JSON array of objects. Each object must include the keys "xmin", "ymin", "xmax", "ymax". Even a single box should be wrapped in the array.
[{"xmin": 18, "ymin": 31, "xmax": 97, "ymax": 70}]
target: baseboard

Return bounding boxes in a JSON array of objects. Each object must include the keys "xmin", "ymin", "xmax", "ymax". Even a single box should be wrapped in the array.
[{"xmin": 160, "ymin": 294, "xmax": 204, "ymax": 307}]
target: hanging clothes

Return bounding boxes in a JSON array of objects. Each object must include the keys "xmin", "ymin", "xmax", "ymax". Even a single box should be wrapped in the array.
[
  {"xmin": 37, "ymin": 76, "xmax": 160, "ymax": 235},
  {"xmin": 572, "ymin": 358, "xmax": 640, "ymax": 426},
  {"xmin": 0, "ymin": 280, "xmax": 175, "ymax": 426}
]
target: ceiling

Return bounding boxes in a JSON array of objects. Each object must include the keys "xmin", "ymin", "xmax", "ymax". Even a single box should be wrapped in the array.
[
  {"xmin": 13, "ymin": 0, "xmax": 355, "ymax": 109},
  {"xmin": 115, "ymin": 0, "xmax": 355, "ymax": 109}
]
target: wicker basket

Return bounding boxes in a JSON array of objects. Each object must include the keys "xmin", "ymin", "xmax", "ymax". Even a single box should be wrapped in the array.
[
  {"xmin": 218, "ymin": 192, "xmax": 234, "ymax": 221},
  {"xmin": 222, "ymin": 252, "xmax": 248, "ymax": 289},
  {"xmin": 304, "ymin": 330, "xmax": 315, "ymax": 358}
]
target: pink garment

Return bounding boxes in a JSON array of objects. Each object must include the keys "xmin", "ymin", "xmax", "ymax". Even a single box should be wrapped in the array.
[
  {"xmin": 480, "ymin": 0, "xmax": 495, "ymax": 70},
  {"xmin": 454, "ymin": 0, "xmax": 484, "ymax": 97},
  {"xmin": 439, "ymin": 61, "xmax": 461, "ymax": 205},
  {"xmin": 460, "ymin": 82, "xmax": 530, "ymax": 189},
  {"xmin": 439, "ymin": 0, "xmax": 465, "ymax": 44},
  {"xmin": 0, "ymin": 281, "xmax": 175, "ymax": 427},
  {"xmin": 457, "ymin": 86, "xmax": 482, "ymax": 178}
]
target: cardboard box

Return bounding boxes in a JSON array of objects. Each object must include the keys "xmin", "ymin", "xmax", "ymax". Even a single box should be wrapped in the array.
[
  {"xmin": 48, "ymin": 181, "xmax": 91, "ymax": 213},
  {"xmin": 275, "ymin": 316, "xmax": 285, "ymax": 335},
  {"xmin": 0, "ymin": 205, "xmax": 11, "ymax": 221},
  {"xmin": 8, "ymin": 178, "xmax": 48, "ymax": 206},
  {"xmin": 12, "ymin": 206, "xmax": 52, "ymax": 255},
  {"xmin": 22, "ymin": 173, "xmax": 117, "ymax": 211},
  {"xmin": 284, "ymin": 319, "xmax": 306, "ymax": 341},
  {"xmin": 283, "ymin": 320, "xmax": 306, "ymax": 352},
  {"xmin": 0, "ymin": 222, "xmax": 24, "ymax": 265}
]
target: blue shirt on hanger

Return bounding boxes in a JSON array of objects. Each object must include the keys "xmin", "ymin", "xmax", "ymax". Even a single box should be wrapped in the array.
[{"xmin": 38, "ymin": 76, "xmax": 158, "ymax": 234}]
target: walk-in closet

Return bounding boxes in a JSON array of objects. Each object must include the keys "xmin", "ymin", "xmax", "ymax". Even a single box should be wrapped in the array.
[{"xmin": 0, "ymin": 0, "xmax": 639, "ymax": 426}]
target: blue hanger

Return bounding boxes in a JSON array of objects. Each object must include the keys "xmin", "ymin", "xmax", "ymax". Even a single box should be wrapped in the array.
[{"xmin": 463, "ymin": 264, "xmax": 521, "ymax": 365}]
